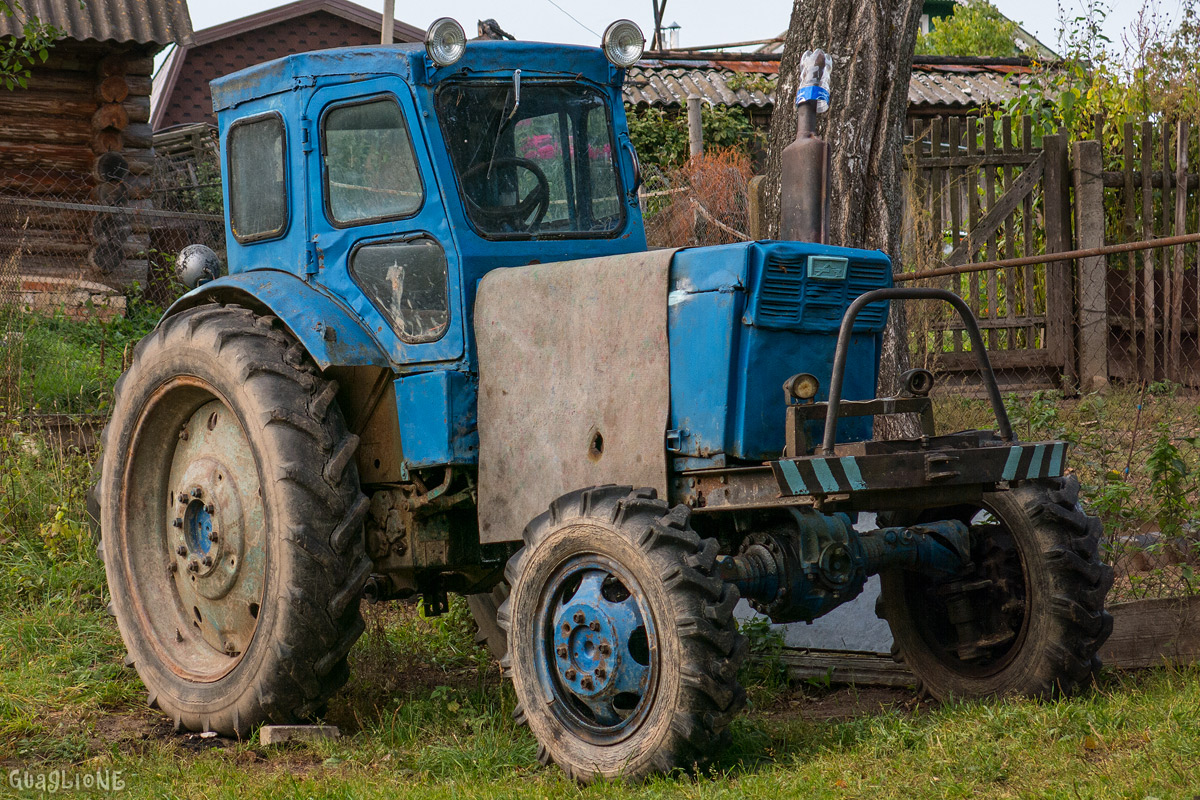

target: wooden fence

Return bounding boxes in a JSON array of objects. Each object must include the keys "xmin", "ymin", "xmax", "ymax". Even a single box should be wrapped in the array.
[{"xmin": 905, "ymin": 113, "xmax": 1200, "ymax": 393}]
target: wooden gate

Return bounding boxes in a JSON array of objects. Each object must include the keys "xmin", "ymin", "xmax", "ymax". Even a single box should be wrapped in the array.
[{"xmin": 906, "ymin": 116, "xmax": 1072, "ymax": 392}]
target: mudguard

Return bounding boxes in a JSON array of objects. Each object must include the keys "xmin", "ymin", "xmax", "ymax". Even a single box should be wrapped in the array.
[
  {"xmin": 474, "ymin": 249, "xmax": 677, "ymax": 544},
  {"xmin": 161, "ymin": 270, "xmax": 390, "ymax": 370}
]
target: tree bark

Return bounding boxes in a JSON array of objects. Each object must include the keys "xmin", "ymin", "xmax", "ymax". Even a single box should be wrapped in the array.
[{"xmin": 763, "ymin": 0, "xmax": 924, "ymax": 439}]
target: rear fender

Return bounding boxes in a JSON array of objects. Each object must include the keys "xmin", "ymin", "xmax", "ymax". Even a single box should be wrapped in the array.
[{"xmin": 160, "ymin": 270, "xmax": 391, "ymax": 370}]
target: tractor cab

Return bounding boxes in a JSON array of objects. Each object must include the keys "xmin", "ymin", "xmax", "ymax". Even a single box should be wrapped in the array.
[{"xmin": 204, "ymin": 29, "xmax": 644, "ymax": 373}]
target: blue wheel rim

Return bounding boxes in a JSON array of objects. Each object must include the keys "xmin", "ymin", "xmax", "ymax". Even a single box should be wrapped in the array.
[{"xmin": 533, "ymin": 554, "xmax": 658, "ymax": 743}]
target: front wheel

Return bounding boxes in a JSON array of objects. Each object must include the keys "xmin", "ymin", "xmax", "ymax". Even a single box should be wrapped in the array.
[
  {"xmin": 877, "ymin": 476, "xmax": 1113, "ymax": 700},
  {"xmin": 499, "ymin": 486, "xmax": 746, "ymax": 782}
]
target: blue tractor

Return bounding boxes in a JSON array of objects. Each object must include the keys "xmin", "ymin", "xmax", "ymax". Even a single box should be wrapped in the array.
[{"xmin": 99, "ymin": 19, "xmax": 1112, "ymax": 781}]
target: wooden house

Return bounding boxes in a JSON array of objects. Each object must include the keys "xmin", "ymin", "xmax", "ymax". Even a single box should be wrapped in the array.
[
  {"xmin": 151, "ymin": 0, "xmax": 425, "ymax": 131},
  {"xmin": 0, "ymin": 0, "xmax": 193, "ymax": 294}
]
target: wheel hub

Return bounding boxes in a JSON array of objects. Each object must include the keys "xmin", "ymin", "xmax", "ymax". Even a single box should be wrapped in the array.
[
  {"xmin": 546, "ymin": 569, "xmax": 651, "ymax": 727},
  {"xmin": 166, "ymin": 400, "xmax": 264, "ymax": 664}
]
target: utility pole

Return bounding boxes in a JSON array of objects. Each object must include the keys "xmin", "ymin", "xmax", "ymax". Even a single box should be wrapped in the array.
[
  {"xmin": 381, "ymin": 0, "xmax": 395, "ymax": 44},
  {"xmin": 649, "ymin": 0, "xmax": 667, "ymax": 49}
]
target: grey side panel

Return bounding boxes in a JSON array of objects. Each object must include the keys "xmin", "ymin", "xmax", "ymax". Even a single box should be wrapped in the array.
[{"xmin": 475, "ymin": 250, "xmax": 676, "ymax": 543}]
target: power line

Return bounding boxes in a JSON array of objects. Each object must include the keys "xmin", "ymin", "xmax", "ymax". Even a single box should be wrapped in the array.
[{"xmin": 543, "ymin": 0, "xmax": 599, "ymax": 37}]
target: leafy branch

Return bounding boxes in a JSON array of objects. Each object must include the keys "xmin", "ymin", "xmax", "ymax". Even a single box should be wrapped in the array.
[{"xmin": 0, "ymin": 0, "xmax": 61, "ymax": 91}]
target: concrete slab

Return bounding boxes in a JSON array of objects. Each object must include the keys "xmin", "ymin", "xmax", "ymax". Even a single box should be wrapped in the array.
[{"xmin": 259, "ymin": 725, "xmax": 340, "ymax": 746}]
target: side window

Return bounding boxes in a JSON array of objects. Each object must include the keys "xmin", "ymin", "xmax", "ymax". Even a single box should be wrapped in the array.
[
  {"xmin": 227, "ymin": 115, "xmax": 287, "ymax": 242},
  {"xmin": 351, "ymin": 238, "xmax": 449, "ymax": 343},
  {"xmin": 323, "ymin": 98, "xmax": 423, "ymax": 225}
]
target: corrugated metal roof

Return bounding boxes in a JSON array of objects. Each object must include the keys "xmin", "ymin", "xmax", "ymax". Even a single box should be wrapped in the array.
[
  {"xmin": 625, "ymin": 59, "xmax": 1030, "ymax": 112},
  {"xmin": 0, "ymin": 0, "xmax": 193, "ymax": 46}
]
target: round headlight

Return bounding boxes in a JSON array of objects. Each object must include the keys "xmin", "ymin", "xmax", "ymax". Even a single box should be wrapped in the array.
[
  {"xmin": 785, "ymin": 373, "xmax": 820, "ymax": 401},
  {"xmin": 602, "ymin": 19, "xmax": 644, "ymax": 68},
  {"xmin": 426, "ymin": 17, "xmax": 466, "ymax": 67}
]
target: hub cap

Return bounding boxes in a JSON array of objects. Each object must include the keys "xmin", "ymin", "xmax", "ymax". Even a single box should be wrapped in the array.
[{"xmin": 536, "ymin": 556, "xmax": 656, "ymax": 740}]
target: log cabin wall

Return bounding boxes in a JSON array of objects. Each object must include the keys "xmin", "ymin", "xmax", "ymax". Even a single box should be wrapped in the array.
[{"xmin": 0, "ymin": 39, "xmax": 158, "ymax": 291}]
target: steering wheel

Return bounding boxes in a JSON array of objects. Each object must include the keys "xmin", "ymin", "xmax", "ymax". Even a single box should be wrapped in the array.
[{"xmin": 462, "ymin": 157, "xmax": 551, "ymax": 231}]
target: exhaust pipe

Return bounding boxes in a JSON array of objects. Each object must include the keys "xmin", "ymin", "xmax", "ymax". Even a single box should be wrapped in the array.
[{"xmin": 780, "ymin": 50, "xmax": 831, "ymax": 244}]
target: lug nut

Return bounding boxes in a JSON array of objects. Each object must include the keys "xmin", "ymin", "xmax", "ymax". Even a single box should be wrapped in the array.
[
  {"xmin": 209, "ymin": 532, "xmax": 219, "ymax": 543},
  {"xmin": 573, "ymin": 611, "xmax": 586, "ymax": 624},
  {"xmin": 556, "ymin": 645, "xmax": 568, "ymax": 658},
  {"xmin": 187, "ymin": 560, "xmax": 199, "ymax": 573},
  {"xmin": 178, "ymin": 493, "xmax": 189, "ymax": 504},
  {"xmin": 191, "ymin": 487, "xmax": 203, "ymax": 498},
  {"xmin": 565, "ymin": 668, "xmax": 577, "ymax": 680},
  {"xmin": 598, "ymin": 643, "xmax": 611, "ymax": 656},
  {"xmin": 176, "ymin": 545, "xmax": 187, "ymax": 556},
  {"xmin": 589, "ymin": 621, "xmax": 601, "ymax": 632},
  {"xmin": 580, "ymin": 676, "xmax": 594, "ymax": 690},
  {"xmin": 168, "ymin": 563, "xmax": 178, "ymax": 574},
  {"xmin": 596, "ymin": 666, "xmax": 606, "ymax": 679},
  {"xmin": 202, "ymin": 556, "xmax": 213, "ymax": 568},
  {"xmin": 172, "ymin": 518, "xmax": 183, "ymax": 529},
  {"xmin": 562, "ymin": 622, "xmax": 571, "ymax": 634},
  {"xmin": 204, "ymin": 504, "xmax": 214, "ymax": 514}
]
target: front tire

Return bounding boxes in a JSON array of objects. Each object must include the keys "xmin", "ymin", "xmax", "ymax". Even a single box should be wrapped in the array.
[
  {"xmin": 877, "ymin": 476, "xmax": 1113, "ymax": 700},
  {"xmin": 499, "ymin": 486, "xmax": 746, "ymax": 782},
  {"xmin": 100, "ymin": 304, "xmax": 371, "ymax": 736}
]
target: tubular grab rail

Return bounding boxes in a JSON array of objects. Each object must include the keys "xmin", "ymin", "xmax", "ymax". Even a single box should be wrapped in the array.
[{"xmin": 821, "ymin": 287, "xmax": 1014, "ymax": 455}]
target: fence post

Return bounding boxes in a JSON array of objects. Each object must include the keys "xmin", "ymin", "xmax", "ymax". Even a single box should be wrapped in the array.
[
  {"xmin": 687, "ymin": 95, "xmax": 703, "ymax": 158},
  {"xmin": 1043, "ymin": 133, "xmax": 1077, "ymax": 390},
  {"xmin": 1072, "ymin": 140, "xmax": 1108, "ymax": 391},
  {"xmin": 747, "ymin": 175, "xmax": 766, "ymax": 239}
]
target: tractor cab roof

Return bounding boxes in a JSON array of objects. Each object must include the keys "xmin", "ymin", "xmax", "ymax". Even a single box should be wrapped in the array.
[{"xmin": 211, "ymin": 40, "xmax": 623, "ymax": 113}]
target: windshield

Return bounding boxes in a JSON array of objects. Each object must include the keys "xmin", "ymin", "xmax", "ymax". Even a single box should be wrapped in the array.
[{"xmin": 436, "ymin": 81, "xmax": 624, "ymax": 239}]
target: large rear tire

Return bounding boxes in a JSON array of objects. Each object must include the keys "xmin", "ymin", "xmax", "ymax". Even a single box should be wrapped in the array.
[
  {"xmin": 499, "ymin": 486, "xmax": 746, "ymax": 782},
  {"xmin": 877, "ymin": 476, "xmax": 1113, "ymax": 700},
  {"xmin": 100, "ymin": 304, "xmax": 371, "ymax": 736}
]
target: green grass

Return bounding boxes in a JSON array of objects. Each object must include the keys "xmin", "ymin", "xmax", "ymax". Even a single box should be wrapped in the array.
[{"xmin": 2, "ymin": 305, "xmax": 1199, "ymax": 797}]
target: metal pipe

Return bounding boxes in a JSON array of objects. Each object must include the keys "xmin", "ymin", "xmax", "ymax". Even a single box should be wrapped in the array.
[
  {"xmin": 821, "ymin": 288, "xmax": 1013, "ymax": 455},
  {"xmin": 896, "ymin": 231, "xmax": 1200, "ymax": 283},
  {"xmin": 686, "ymin": 95, "xmax": 703, "ymax": 158}
]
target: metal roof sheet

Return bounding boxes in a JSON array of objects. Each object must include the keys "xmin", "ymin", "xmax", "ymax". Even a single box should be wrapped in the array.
[
  {"xmin": 0, "ymin": 0, "xmax": 193, "ymax": 46},
  {"xmin": 624, "ymin": 59, "xmax": 1031, "ymax": 111}
]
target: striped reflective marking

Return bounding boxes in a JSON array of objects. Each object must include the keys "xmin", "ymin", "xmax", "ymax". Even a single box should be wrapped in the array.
[
  {"xmin": 840, "ymin": 457, "xmax": 868, "ymax": 490},
  {"xmin": 810, "ymin": 458, "xmax": 840, "ymax": 493},
  {"xmin": 1002, "ymin": 446, "xmax": 1023, "ymax": 481},
  {"xmin": 1028, "ymin": 444, "xmax": 1046, "ymax": 479},
  {"xmin": 1047, "ymin": 442, "xmax": 1066, "ymax": 477},
  {"xmin": 778, "ymin": 459, "xmax": 808, "ymax": 494}
]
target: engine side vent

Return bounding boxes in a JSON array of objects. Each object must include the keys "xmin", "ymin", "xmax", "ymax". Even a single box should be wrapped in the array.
[{"xmin": 757, "ymin": 253, "xmax": 805, "ymax": 326}]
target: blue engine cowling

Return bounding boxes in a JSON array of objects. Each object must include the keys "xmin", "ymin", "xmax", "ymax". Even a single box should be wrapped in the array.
[{"xmin": 667, "ymin": 240, "xmax": 893, "ymax": 468}]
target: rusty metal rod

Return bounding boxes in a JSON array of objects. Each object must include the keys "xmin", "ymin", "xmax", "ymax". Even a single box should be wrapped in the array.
[{"xmin": 896, "ymin": 231, "xmax": 1200, "ymax": 282}]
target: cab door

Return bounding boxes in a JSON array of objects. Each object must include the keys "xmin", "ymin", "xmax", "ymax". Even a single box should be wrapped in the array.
[{"xmin": 303, "ymin": 78, "xmax": 464, "ymax": 366}]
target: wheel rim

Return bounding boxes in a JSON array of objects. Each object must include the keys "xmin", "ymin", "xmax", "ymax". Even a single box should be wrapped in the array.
[
  {"xmin": 533, "ymin": 553, "xmax": 658, "ymax": 743},
  {"xmin": 119, "ymin": 379, "xmax": 266, "ymax": 682},
  {"xmin": 902, "ymin": 501, "xmax": 1031, "ymax": 676}
]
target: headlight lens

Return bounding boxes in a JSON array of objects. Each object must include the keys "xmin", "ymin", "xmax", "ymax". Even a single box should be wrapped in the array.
[
  {"xmin": 786, "ymin": 373, "xmax": 820, "ymax": 401},
  {"xmin": 602, "ymin": 19, "xmax": 644, "ymax": 68},
  {"xmin": 426, "ymin": 17, "xmax": 466, "ymax": 67}
]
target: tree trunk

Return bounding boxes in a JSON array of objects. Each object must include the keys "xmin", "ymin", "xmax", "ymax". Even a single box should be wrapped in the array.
[{"xmin": 763, "ymin": 0, "xmax": 924, "ymax": 439}]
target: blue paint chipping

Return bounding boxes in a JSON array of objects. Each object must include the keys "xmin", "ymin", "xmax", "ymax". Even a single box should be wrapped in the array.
[
  {"xmin": 1002, "ymin": 446, "xmax": 1023, "ymax": 481},
  {"xmin": 810, "ymin": 458, "xmax": 841, "ymax": 493},
  {"xmin": 1047, "ymin": 442, "xmax": 1066, "ymax": 477},
  {"xmin": 779, "ymin": 460, "xmax": 808, "ymax": 494},
  {"xmin": 1028, "ymin": 444, "xmax": 1046, "ymax": 479},
  {"xmin": 840, "ymin": 457, "xmax": 868, "ymax": 490}
]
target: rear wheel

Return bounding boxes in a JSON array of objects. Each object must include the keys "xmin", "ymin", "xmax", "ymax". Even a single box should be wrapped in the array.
[
  {"xmin": 877, "ymin": 476, "xmax": 1113, "ymax": 699},
  {"xmin": 499, "ymin": 486, "xmax": 746, "ymax": 782},
  {"xmin": 100, "ymin": 304, "xmax": 370, "ymax": 736}
]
